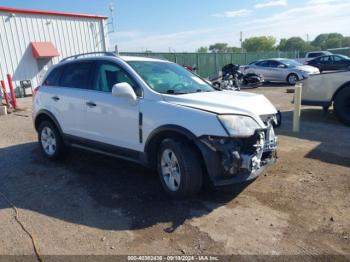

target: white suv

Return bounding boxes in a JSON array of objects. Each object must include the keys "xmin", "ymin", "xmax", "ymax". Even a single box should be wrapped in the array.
[{"xmin": 33, "ymin": 52, "xmax": 278, "ymax": 198}]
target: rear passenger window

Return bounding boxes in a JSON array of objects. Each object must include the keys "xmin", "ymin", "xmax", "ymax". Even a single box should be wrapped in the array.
[
  {"xmin": 44, "ymin": 66, "xmax": 63, "ymax": 86},
  {"xmin": 60, "ymin": 62, "xmax": 92, "ymax": 89}
]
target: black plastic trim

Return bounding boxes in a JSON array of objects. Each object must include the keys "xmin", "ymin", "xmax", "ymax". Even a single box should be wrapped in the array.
[
  {"xmin": 34, "ymin": 109, "xmax": 64, "ymax": 135},
  {"xmin": 145, "ymin": 124, "xmax": 197, "ymax": 151},
  {"xmin": 301, "ymin": 100, "xmax": 332, "ymax": 107},
  {"xmin": 64, "ymin": 134, "xmax": 145, "ymax": 163}
]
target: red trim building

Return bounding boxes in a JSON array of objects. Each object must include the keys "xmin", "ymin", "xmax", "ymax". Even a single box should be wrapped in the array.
[{"xmin": 0, "ymin": 6, "xmax": 109, "ymax": 95}]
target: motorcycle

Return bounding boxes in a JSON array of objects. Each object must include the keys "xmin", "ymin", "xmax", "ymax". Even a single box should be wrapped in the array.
[{"xmin": 211, "ymin": 64, "xmax": 264, "ymax": 90}]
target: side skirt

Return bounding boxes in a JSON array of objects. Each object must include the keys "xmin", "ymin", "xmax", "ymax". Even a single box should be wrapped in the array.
[{"xmin": 64, "ymin": 134, "xmax": 147, "ymax": 165}]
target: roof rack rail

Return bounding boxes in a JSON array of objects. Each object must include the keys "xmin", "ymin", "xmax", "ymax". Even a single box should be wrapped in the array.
[{"xmin": 60, "ymin": 52, "xmax": 117, "ymax": 62}]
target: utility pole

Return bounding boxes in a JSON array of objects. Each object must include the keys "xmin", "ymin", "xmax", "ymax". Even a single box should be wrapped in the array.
[
  {"xmin": 306, "ymin": 34, "xmax": 310, "ymax": 43},
  {"xmin": 108, "ymin": 2, "xmax": 116, "ymax": 33},
  {"xmin": 240, "ymin": 31, "xmax": 243, "ymax": 53}
]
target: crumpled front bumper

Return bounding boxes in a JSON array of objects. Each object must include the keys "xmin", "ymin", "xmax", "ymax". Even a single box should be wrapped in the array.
[{"xmin": 195, "ymin": 126, "xmax": 277, "ymax": 186}]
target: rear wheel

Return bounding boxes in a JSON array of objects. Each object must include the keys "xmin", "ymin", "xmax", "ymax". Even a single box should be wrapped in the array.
[
  {"xmin": 287, "ymin": 74, "xmax": 298, "ymax": 85},
  {"xmin": 157, "ymin": 138, "xmax": 203, "ymax": 198},
  {"xmin": 38, "ymin": 121, "xmax": 67, "ymax": 159},
  {"xmin": 334, "ymin": 87, "xmax": 350, "ymax": 126}
]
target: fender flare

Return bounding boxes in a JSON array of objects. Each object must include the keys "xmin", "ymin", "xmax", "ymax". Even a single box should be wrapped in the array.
[
  {"xmin": 145, "ymin": 125, "xmax": 197, "ymax": 149},
  {"xmin": 332, "ymin": 81, "xmax": 350, "ymax": 101},
  {"xmin": 144, "ymin": 125, "xmax": 198, "ymax": 165},
  {"xmin": 34, "ymin": 109, "xmax": 64, "ymax": 136}
]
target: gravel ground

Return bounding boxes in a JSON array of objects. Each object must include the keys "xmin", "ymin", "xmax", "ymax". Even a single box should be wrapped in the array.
[{"xmin": 0, "ymin": 85, "xmax": 349, "ymax": 260}]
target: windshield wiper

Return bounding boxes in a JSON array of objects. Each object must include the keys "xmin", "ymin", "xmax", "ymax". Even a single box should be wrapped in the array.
[{"xmin": 166, "ymin": 90, "xmax": 188, "ymax": 95}]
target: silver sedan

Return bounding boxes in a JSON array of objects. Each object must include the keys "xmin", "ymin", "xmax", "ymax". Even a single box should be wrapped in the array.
[{"xmin": 244, "ymin": 58, "xmax": 320, "ymax": 85}]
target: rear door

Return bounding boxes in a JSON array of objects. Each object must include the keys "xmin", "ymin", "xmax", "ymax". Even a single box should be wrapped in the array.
[
  {"xmin": 51, "ymin": 61, "xmax": 94, "ymax": 137},
  {"xmin": 320, "ymin": 56, "xmax": 333, "ymax": 71},
  {"xmin": 332, "ymin": 55, "xmax": 349, "ymax": 70}
]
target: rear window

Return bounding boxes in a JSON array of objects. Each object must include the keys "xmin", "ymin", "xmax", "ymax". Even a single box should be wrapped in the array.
[
  {"xmin": 44, "ymin": 66, "xmax": 63, "ymax": 86},
  {"xmin": 59, "ymin": 62, "xmax": 93, "ymax": 89}
]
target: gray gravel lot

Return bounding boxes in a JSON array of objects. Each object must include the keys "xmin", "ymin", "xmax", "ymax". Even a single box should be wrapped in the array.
[{"xmin": 0, "ymin": 85, "xmax": 349, "ymax": 258}]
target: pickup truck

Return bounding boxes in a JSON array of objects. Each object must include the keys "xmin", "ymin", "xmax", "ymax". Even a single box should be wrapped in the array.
[{"xmin": 301, "ymin": 70, "xmax": 350, "ymax": 126}]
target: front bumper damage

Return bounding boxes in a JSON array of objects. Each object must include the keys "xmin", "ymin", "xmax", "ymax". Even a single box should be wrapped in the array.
[{"xmin": 196, "ymin": 124, "xmax": 277, "ymax": 186}]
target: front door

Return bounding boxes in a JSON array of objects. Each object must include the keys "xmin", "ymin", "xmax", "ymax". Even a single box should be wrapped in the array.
[{"xmin": 82, "ymin": 61, "xmax": 141, "ymax": 152}]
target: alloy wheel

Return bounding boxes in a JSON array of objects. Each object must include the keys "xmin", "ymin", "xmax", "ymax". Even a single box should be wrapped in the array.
[
  {"xmin": 41, "ymin": 126, "xmax": 57, "ymax": 156},
  {"xmin": 161, "ymin": 149, "xmax": 181, "ymax": 191}
]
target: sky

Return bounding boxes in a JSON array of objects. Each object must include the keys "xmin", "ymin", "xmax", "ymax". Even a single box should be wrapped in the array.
[{"xmin": 1, "ymin": 0, "xmax": 350, "ymax": 52}]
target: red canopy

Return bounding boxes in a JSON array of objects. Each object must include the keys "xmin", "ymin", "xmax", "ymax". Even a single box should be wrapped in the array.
[{"xmin": 31, "ymin": 42, "xmax": 59, "ymax": 59}]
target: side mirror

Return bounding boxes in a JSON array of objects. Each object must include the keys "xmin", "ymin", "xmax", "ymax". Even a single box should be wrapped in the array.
[
  {"xmin": 112, "ymin": 82, "xmax": 137, "ymax": 104},
  {"xmin": 277, "ymin": 64, "xmax": 286, "ymax": 69}
]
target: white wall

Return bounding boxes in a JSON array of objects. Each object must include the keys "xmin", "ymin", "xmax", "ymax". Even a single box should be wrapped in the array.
[{"xmin": 0, "ymin": 11, "xmax": 109, "ymax": 93}]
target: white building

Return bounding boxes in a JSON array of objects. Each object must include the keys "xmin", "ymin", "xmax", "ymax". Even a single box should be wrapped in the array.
[{"xmin": 0, "ymin": 6, "xmax": 109, "ymax": 95}]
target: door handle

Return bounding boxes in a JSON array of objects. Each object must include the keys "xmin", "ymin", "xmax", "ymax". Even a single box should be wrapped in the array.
[
  {"xmin": 86, "ymin": 101, "xmax": 97, "ymax": 107},
  {"xmin": 52, "ymin": 96, "xmax": 60, "ymax": 101}
]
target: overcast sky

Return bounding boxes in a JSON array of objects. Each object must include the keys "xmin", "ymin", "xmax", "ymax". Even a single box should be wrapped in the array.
[{"xmin": 3, "ymin": 0, "xmax": 350, "ymax": 52}]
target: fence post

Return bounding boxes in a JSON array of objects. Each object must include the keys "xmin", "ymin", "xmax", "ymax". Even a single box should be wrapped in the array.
[
  {"xmin": 214, "ymin": 52, "xmax": 218, "ymax": 73},
  {"xmin": 7, "ymin": 74, "xmax": 17, "ymax": 110},
  {"xmin": 1, "ymin": 80, "xmax": 11, "ymax": 108},
  {"xmin": 196, "ymin": 53, "xmax": 200, "ymax": 76},
  {"xmin": 293, "ymin": 83, "xmax": 302, "ymax": 132}
]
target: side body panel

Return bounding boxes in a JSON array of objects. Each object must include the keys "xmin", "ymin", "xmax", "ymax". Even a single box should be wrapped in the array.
[
  {"xmin": 139, "ymin": 99, "xmax": 227, "ymax": 151},
  {"xmin": 301, "ymin": 71, "xmax": 350, "ymax": 103},
  {"xmin": 33, "ymin": 86, "xmax": 86, "ymax": 137}
]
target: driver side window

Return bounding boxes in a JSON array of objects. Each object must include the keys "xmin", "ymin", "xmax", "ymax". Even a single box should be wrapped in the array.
[{"xmin": 94, "ymin": 62, "xmax": 141, "ymax": 96}]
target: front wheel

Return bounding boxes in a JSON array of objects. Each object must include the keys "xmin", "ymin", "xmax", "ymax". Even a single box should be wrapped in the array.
[
  {"xmin": 157, "ymin": 138, "xmax": 203, "ymax": 198},
  {"xmin": 334, "ymin": 87, "xmax": 350, "ymax": 126},
  {"xmin": 287, "ymin": 74, "xmax": 299, "ymax": 85}
]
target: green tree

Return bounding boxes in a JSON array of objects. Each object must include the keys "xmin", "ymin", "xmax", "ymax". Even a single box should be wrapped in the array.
[
  {"xmin": 209, "ymin": 43, "xmax": 228, "ymax": 53},
  {"xmin": 312, "ymin": 33, "xmax": 344, "ymax": 50},
  {"xmin": 226, "ymin": 46, "xmax": 241, "ymax": 53},
  {"xmin": 278, "ymin": 38, "xmax": 288, "ymax": 51},
  {"xmin": 278, "ymin": 37, "xmax": 316, "ymax": 52},
  {"xmin": 242, "ymin": 36, "xmax": 276, "ymax": 52},
  {"xmin": 343, "ymin": 37, "xmax": 350, "ymax": 47},
  {"xmin": 197, "ymin": 46, "xmax": 208, "ymax": 53}
]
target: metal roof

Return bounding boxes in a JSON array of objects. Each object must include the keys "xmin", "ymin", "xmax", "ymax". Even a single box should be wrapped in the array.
[{"xmin": 0, "ymin": 6, "xmax": 108, "ymax": 20}]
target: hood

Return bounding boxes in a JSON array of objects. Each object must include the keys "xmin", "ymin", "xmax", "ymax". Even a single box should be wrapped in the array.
[
  {"xmin": 162, "ymin": 91, "xmax": 277, "ymax": 120},
  {"xmin": 295, "ymin": 65, "xmax": 320, "ymax": 74}
]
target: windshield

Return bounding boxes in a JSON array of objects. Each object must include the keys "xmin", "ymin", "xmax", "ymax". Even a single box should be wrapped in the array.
[
  {"xmin": 280, "ymin": 59, "xmax": 302, "ymax": 67},
  {"xmin": 128, "ymin": 61, "xmax": 215, "ymax": 94}
]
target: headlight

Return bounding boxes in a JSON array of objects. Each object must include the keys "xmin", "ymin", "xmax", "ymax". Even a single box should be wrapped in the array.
[{"xmin": 218, "ymin": 115, "xmax": 261, "ymax": 137}]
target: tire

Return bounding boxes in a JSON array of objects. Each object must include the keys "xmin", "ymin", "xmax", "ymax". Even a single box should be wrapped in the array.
[
  {"xmin": 334, "ymin": 87, "xmax": 350, "ymax": 126},
  {"xmin": 157, "ymin": 138, "xmax": 203, "ymax": 198},
  {"xmin": 38, "ymin": 121, "xmax": 67, "ymax": 160},
  {"xmin": 287, "ymin": 73, "xmax": 299, "ymax": 85}
]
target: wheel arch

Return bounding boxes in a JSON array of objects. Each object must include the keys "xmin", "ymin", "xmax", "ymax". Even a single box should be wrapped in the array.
[
  {"xmin": 144, "ymin": 125, "xmax": 202, "ymax": 168},
  {"xmin": 332, "ymin": 81, "xmax": 350, "ymax": 102},
  {"xmin": 34, "ymin": 110, "xmax": 63, "ymax": 136},
  {"xmin": 286, "ymin": 72, "xmax": 300, "ymax": 83}
]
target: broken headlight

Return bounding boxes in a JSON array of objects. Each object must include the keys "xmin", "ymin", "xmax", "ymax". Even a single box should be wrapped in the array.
[{"xmin": 218, "ymin": 115, "xmax": 261, "ymax": 138}]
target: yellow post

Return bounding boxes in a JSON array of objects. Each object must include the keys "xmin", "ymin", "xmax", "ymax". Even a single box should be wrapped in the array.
[{"xmin": 293, "ymin": 83, "xmax": 302, "ymax": 132}]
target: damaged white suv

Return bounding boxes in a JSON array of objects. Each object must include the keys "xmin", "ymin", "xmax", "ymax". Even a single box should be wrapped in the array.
[{"xmin": 33, "ymin": 52, "xmax": 278, "ymax": 198}]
